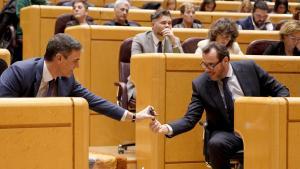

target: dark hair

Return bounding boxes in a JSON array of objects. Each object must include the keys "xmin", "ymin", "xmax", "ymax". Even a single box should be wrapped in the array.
[
  {"xmin": 142, "ymin": 2, "xmax": 161, "ymax": 10},
  {"xmin": 274, "ymin": 0, "xmax": 289, "ymax": 14},
  {"xmin": 253, "ymin": 1, "xmax": 269, "ymax": 13},
  {"xmin": 208, "ymin": 18, "xmax": 239, "ymax": 48},
  {"xmin": 72, "ymin": 0, "xmax": 89, "ymax": 10},
  {"xmin": 150, "ymin": 9, "xmax": 171, "ymax": 21},
  {"xmin": 200, "ymin": 0, "xmax": 216, "ymax": 11},
  {"xmin": 44, "ymin": 33, "xmax": 82, "ymax": 61},
  {"xmin": 202, "ymin": 42, "xmax": 230, "ymax": 61}
]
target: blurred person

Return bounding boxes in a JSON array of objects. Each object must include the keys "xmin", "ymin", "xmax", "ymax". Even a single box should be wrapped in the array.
[
  {"xmin": 236, "ymin": 0, "xmax": 274, "ymax": 30},
  {"xmin": 104, "ymin": 0, "xmax": 140, "ymax": 26},
  {"xmin": 239, "ymin": 0, "xmax": 252, "ymax": 13},
  {"xmin": 199, "ymin": 0, "xmax": 216, "ymax": 12},
  {"xmin": 57, "ymin": 0, "xmax": 95, "ymax": 7},
  {"xmin": 195, "ymin": 18, "xmax": 243, "ymax": 55},
  {"xmin": 263, "ymin": 20, "xmax": 300, "ymax": 56},
  {"xmin": 66, "ymin": 0, "xmax": 95, "ymax": 27},
  {"xmin": 173, "ymin": 2, "xmax": 202, "ymax": 28},
  {"xmin": 150, "ymin": 42, "xmax": 289, "ymax": 169},
  {"xmin": 162, "ymin": 0, "xmax": 176, "ymax": 10},
  {"xmin": 0, "ymin": 33, "xmax": 155, "ymax": 123},
  {"xmin": 273, "ymin": 0, "xmax": 289, "ymax": 14},
  {"xmin": 293, "ymin": 5, "xmax": 300, "ymax": 20}
]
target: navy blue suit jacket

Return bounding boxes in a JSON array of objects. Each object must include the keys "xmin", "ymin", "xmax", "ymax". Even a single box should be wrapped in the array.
[
  {"xmin": 168, "ymin": 60, "xmax": 290, "ymax": 137},
  {"xmin": 0, "ymin": 57, "xmax": 126, "ymax": 120}
]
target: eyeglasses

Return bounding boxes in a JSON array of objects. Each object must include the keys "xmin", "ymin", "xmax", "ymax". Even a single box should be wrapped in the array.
[
  {"xmin": 200, "ymin": 59, "xmax": 222, "ymax": 70},
  {"xmin": 288, "ymin": 35, "xmax": 300, "ymax": 42}
]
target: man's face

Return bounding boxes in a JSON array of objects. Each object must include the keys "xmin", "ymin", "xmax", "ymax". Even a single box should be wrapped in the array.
[
  {"xmin": 182, "ymin": 7, "xmax": 195, "ymax": 24},
  {"xmin": 252, "ymin": 8, "xmax": 269, "ymax": 27},
  {"xmin": 152, "ymin": 15, "xmax": 172, "ymax": 37},
  {"xmin": 73, "ymin": 2, "xmax": 87, "ymax": 19},
  {"xmin": 55, "ymin": 50, "xmax": 81, "ymax": 77},
  {"xmin": 201, "ymin": 48, "xmax": 229, "ymax": 81},
  {"xmin": 115, "ymin": 3, "xmax": 130, "ymax": 22},
  {"xmin": 283, "ymin": 31, "xmax": 300, "ymax": 52}
]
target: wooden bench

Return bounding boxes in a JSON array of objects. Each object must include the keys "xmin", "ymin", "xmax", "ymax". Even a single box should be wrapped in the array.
[
  {"xmin": 131, "ymin": 53, "xmax": 300, "ymax": 169},
  {"xmin": 0, "ymin": 97, "xmax": 89, "ymax": 169},
  {"xmin": 21, "ymin": 5, "xmax": 290, "ymax": 59},
  {"xmin": 235, "ymin": 97, "xmax": 300, "ymax": 169}
]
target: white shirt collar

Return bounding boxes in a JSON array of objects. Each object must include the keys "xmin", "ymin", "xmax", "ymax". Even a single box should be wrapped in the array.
[
  {"xmin": 42, "ymin": 61, "xmax": 54, "ymax": 83},
  {"xmin": 151, "ymin": 32, "xmax": 161, "ymax": 46},
  {"xmin": 225, "ymin": 63, "xmax": 234, "ymax": 78}
]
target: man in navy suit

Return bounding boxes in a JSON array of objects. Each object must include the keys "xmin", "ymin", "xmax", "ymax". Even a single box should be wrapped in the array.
[
  {"xmin": 0, "ymin": 33, "xmax": 154, "ymax": 122},
  {"xmin": 150, "ymin": 42, "xmax": 289, "ymax": 169}
]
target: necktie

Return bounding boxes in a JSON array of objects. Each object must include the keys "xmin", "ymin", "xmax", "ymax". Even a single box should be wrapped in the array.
[
  {"xmin": 46, "ymin": 79, "xmax": 56, "ymax": 97},
  {"xmin": 157, "ymin": 41, "xmax": 162, "ymax": 53},
  {"xmin": 222, "ymin": 77, "xmax": 234, "ymax": 115}
]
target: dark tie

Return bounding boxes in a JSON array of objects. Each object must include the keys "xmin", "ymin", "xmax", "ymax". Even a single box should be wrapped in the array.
[
  {"xmin": 157, "ymin": 41, "xmax": 162, "ymax": 53},
  {"xmin": 46, "ymin": 79, "xmax": 56, "ymax": 97},
  {"xmin": 222, "ymin": 77, "xmax": 234, "ymax": 115}
]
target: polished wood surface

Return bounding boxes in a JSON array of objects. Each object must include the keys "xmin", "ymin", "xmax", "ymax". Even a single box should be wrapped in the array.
[{"xmin": 0, "ymin": 98, "xmax": 89, "ymax": 169}]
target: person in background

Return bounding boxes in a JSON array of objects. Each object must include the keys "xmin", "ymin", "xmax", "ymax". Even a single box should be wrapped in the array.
[
  {"xmin": 239, "ymin": 0, "xmax": 252, "ymax": 13},
  {"xmin": 195, "ymin": 18, "xmax": 243, "ymax": 55},
  {"xmin": 263, "ymin": 20, "xmax": 300, "ymax": 56},
  {"xmin": 162, "ymin": 0, "xmax": 176, "ymax": 10},
  {"xmin": 293, "ymin": 5, "xmax": 300, "ymax": 20},
  {"xmin": 66, "ymin": 0, "xmax": 95, "ymax": 27},
  {"xmin": 150, "ymin": 42, "xmax": 289, "ymax": 169},
  {"xmin": 273, "ymin": 0, "xmax": 289, "ymax": 14},
  {"xmin": 57, "ymin": 0, "xmax": 95, "ymax": 7},
  {"xmin": 199, "ymin": 0, "xmax": 216, "ymax": 12},
  {"xmin": 173, "ymin": 2, "xmax": 202, "ymax": 28},
  {"xmin": 0, "ymin": 33, "xmax": 156, "ymax": 123},
  {"xmin": 104, "ymin": 0, "xmax": 140, "ymax": 26},
  {"xmin": 236, "ymin": 0, "xmax": 274, "ymax": 30}
]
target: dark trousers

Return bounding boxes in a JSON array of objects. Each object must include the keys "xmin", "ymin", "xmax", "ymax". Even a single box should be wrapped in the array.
[{"xmin": 207, "ymin": 131, "xmax": 243, "ymax": 169}]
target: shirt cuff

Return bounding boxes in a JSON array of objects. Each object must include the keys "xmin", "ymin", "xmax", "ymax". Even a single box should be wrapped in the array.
[
  {"xmin": 165, "ymin": 124, "xmax": 173, "ymax": 136},
  {"xmin": 121, "ymin": 110, "xmax": 128, "ymax": 121}
]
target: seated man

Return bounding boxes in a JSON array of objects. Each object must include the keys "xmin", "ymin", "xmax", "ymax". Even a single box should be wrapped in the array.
[
  {"xmin": 0, "ymin": 33, "xmax": 155, "ymax": 123},
  {"xmin": 128, "ymin": 9, "xmax": 183, "ymax": 107},
  {"xmin": 236, "ymin": 1, "xmax": 274, "ymax": 31},
  {"xmin": 66, "ymin": 0, "xmax": 95, "ymax": 27},
  {"xmin": 104, "ymin": 0, "xmax": 140, "ymax": 26},
  {"xmin": 150, "ymin": 42, "xmax": 289, "ymax": 169}
]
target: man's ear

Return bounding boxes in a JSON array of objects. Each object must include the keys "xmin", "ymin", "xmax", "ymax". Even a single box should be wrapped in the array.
[
  {"xmin": 54, "ymin": 53, "xmax": 63, "ymax": 62},
  {"xmin": 223, "ymin": 56, "xmax": 230, "ymax": 63}
]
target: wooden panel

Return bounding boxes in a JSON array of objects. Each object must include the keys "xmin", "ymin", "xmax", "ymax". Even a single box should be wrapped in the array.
[
  {"xmin": 165, "ymin": 162, "xmax": 208, "ymax": 169},
  {"xmin": 288, "ymin": 122, "xmax": 300, "ymax": 169},
  {"xmin": 165, "ymin": 71, "xmax": 204, "ymax": 162},
  {"xmin": 89, "ymin": 115, "xmax": 135, "ymax": 146},
  {"xmin": 287, "ymin": 98, "xmax": 300, "ymax": 121},
  {"xmin": 235, "ymin": 97, "xmax": 287, "ymax": 169},
  {"xmin": 0, "ymin": 127, "xmax": 73, "ymax": 169}
]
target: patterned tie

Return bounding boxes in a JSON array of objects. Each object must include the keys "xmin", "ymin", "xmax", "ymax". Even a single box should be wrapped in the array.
[
  {"xmin": 46, "ymin": 79, "xmax": 56, "ymax": 97},
  {"xmin": 157, "ymin": 41, "xmax": 162, "ymax": 53}
]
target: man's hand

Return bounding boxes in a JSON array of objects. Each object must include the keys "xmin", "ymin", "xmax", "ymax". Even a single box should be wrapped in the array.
[
  {"xmin": 149, "ymin": 119, "xmax": 169, "ymax": 134},
  {"xmin": 161, "ymin": 28, "xmax": 177, "ymax": 46},
  {"xmin": 135, "ymin": 105, "xmax": 157, "ymax": 121}
]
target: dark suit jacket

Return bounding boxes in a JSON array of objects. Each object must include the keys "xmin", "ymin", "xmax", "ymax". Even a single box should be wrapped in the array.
[
  {"xmin": 0, "ymin": 57, "xmax": 126, "ymax": 120},
  {"xmin": 263, "ymin": 41, "xmax": 300, "ymax": 56},
  {"xmin": 168, "ymin": 60, "xmax": 289, "ymax": 137}
]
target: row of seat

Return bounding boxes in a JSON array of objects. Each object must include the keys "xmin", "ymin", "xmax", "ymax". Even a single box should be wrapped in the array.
[
  {"xmin": 20, "ymin": 5, "xmax": 289, "ymax": 58},
  {"xmin": 131, "ymin": 53, "xmax": 300, "ymax": 169}
]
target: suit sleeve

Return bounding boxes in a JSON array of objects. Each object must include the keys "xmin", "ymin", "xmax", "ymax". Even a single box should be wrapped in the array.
[
  {"xmin": 167, "ymin": 81, "xmax": 205, "ymax": 137},
  {"xmin": 71, "ymin": 80, "xmax": 126, "ymax": 121},
  {"xmin": 0, "ymin": 65, "xmax": 24, "ymax": 97},
  {"xmin": 131, "ymin": 35, "xmax": 143, "ymax": 55},
  {"xmin": 253, "ymin": 61, "xmax": 290, "ymax": 97}
]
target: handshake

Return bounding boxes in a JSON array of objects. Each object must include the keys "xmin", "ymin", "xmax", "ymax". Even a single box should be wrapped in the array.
[{"xmin": 135, "ymin": 106, "xmax": 171, "ymax": 135}]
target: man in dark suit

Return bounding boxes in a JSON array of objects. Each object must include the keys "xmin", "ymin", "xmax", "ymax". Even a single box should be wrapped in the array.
[
  {"xmin": 0, "ymin": 33, "xmax": 154, "ymax": 122},
  {"xmin": 150, "ymin": 42, "xmax": 289, "ymax": 169}
]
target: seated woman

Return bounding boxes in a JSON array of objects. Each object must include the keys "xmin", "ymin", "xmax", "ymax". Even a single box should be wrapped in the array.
[
  {"xmin": 66, "ymin": 0, "xmax": 95, "ymax": 27},
  {"xmin": 173, "ymin": 2, "xmax": 202, "ymax": 28},
  {"xmin": 272, "ymin": 0, "xmax": 289, "ymax": 14},
  {"xmin": 263, "ymin": 20, "xmax": 300, "ymax": 56},
  {"xmin": 199, "ymin": 0, "xmax": 216, "ymax": 12},
  {"xmin": 162, "ymin": 0, "xmax": 177, "ymax": 10},
  {"xmin": 239, "ymin": 0, "xmax": 252, "ymax": 13},
  {"xmin": 195, "ymin": 18, "xmax": 243, "ymax": 55}
]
